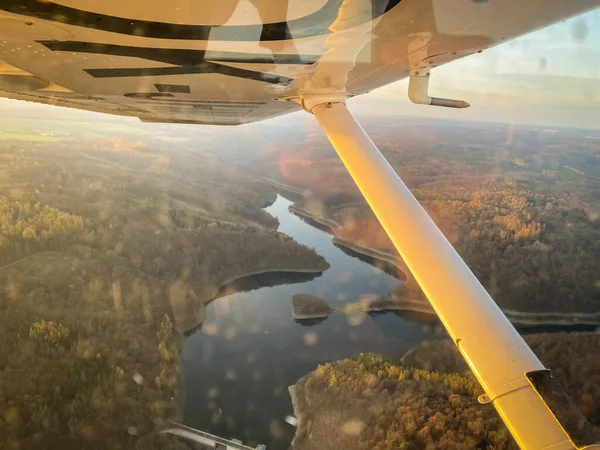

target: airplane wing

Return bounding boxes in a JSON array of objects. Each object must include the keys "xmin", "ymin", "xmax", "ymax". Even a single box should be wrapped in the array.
[{"xmin": 0, "ymin": 0, "xmax": 598, "ymax": 125}]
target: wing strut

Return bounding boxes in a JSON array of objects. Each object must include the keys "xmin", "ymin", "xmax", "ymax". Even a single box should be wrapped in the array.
[{"xmin": 309, "ymin": 100, "xmax": 595, "ymax": 450}]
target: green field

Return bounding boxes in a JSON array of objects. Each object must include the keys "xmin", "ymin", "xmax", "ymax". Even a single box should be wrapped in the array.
[
  {"xmin": 0, "ymin": 132, "xmax": 63, "ymax": 141},
  {"xmin": 0, "ymin": 117, "xmax": 151, "ymax": 137}
]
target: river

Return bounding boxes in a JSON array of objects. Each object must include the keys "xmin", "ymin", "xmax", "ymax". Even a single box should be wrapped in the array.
[
  {"xmin": 181, "ymin": 195, "xmax": 445, "ymax": 448},
  {"xmin": 180, "ymin": 195, "xmax": 592, "ymax": 449}
]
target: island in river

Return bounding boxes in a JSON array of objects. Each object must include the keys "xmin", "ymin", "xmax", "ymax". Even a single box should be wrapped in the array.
[
  {"xmin": 280, "ymin": 189, "xmax": 600, "ymax": 326},
  {"xmin": 243, "ymin": 118, "xmax": 600, "ymax": 325},
  {"xmin": 291, "ymin": 293, "xmax": 420, "ymax": 319},
  {"xmin": 3, "ymin": 107, "xmax": 600, "ymax": 450},
  {"xmin": 0, "ymin": 128, "xmax": 329, "ymax": 450}
]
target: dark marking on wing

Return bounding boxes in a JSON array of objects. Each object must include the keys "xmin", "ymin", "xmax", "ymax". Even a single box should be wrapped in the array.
[
  {"xmin": 1, "ymin": 0, "xmax": 401, "ymax": 41},
  {"xmin": 38, "ymin": 41, "xmax": 295, "ymax": 85},
  {"xmin": 155, "ymin": 84, "xmax": 191, "ymax": 94},
  {"xmin": 124, "ymin": 93, "xmax": 175, "ymax": 98},
  {"xmin": 87, "ymin": 64, "xmax": 293, "ymax": 85},
  {"xmin": 38, "ymin": 41, "xmax": 320, "ymax": 65}
]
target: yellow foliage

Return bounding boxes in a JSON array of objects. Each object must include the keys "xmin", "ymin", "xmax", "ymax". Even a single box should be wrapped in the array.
[
  {"xmin": 29, "ymin": 319, "xmax": 70, "ymax": 344},
  {"xmin": 3, "ymin": 407, "xmax": 21, "ymax": 428},
  {"xmin": 157, "ymin": 342, "xmax": 172, "ymax": 361},
  {"xmin": 0, "ymin": 198, "xmax": 84, "ymax": 241},
  {"xmin": 76, "ymin": 339, "xmax": 94, "ymax": 359}
]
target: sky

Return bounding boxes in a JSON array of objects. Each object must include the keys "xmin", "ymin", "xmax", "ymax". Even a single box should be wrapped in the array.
[
  {"xmin": 1, "ymin": 6, "xmax": 599, "ymax": 129},
  {"xmin": 351, "ymin": 7, "xmax": 600, "ymax": 129}
]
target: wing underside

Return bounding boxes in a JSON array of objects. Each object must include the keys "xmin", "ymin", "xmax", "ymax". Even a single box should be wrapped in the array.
[{"xmin": 0, "ymin": 0, "xmax": 598, "ymax": 125}]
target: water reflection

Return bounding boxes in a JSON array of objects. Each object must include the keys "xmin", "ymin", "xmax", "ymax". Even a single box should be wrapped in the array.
[
  {"xmin": 182, "ymin": 195, "xmax": 442, "ymax": 449},
  {"xmin": 334, "ymin": 242, "xmax": 407, "ymax": 280},
  {"xmin": 213, "ymin": 271, "xmax": 323, "ymax": 301},
  {"xmin": 294, "ymin": 316, "xmax": 329, "ymax": 327},
  {"xmin": 181, "ymin": 194, "xmax": 597, "ymax": 449}
]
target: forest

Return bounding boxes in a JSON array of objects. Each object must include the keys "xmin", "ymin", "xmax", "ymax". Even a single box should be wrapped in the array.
[
  {"xmin": 292, "ymin": 333, "xmax": 600, "ymax": 450},
  {"xmin": 245, "ymin": 119, "xmax": 600, "ymax": 315},
  {"xmin": 402, "ymin": 333, "xmax": 600, "ymax": 427},
  {"xmin": 2, "ymin": 114, "xmax": 599, "ymax": 450},
  {"xmin": 0, "ymin": 135, "xmax": 328, "ymax": 450}
]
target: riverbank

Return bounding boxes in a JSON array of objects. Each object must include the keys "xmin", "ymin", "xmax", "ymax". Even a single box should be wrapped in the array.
[
  {"xmin": 288, "ymin": 333, "xmax": 600, "ymax": 449},
  {"xmin": 208, "ymin": 267, "xmax": 328, "ymax": 301},
  {"xmin": 287, "ymin": 201, "xmax": 407, "ymax": 274},
  {"xmin": 310, "ymin": 272, "xmax": 600, "ymax": 327},
  {"xmin": 288, "ymin": 205, "xmax": 339, "ymax": 232},
  {"xmin": 183, "ymin": 266, "xmax": 329, "ymax": 334},
  {"xmin": 256, "ymin": 176, "xmax": 305, "ymax": 202},
  {"xmin": 290, "ymin": 293, "xmax": 424, "ymax": 320},
  {"xmin": 287, "ymin": 383, "xmax": 307, "ymax": 450},
  {"xmin": 262, "ymin": 178, "xmax": 600, "ymax": 327},
  {"xmin": 182, "ymin": 194, "xmax": 409, "ymax": 448},
  {"xmin": 370, "ymin": 297, "xmax": 600, "ymax": 327}
]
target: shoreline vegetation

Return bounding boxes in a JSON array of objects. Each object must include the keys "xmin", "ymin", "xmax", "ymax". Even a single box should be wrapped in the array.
[
  {"xmin": 183, "ymin": 267, "xmax": 327, "ymax": 335},
  {"xmin": 268, "ymin": 179, "xmax": 600, "ymax": 327},
  {"xmin": 289, "ymin": 333, "xmax": 600, "ymax": 450},
  {"xmin": 2, "ymin": 117, "xmax": 599, "ymax": 450},
  {"xmin": 251, "ymin": 121, "xmax": 600, "ymax": 321},
  {"xmin": 0, "ymin": 136, "xmax": 330, "ymax": 450},
  {"xmin": 291, "ymin": 292, "xmax": 600, "ymax": 327}
]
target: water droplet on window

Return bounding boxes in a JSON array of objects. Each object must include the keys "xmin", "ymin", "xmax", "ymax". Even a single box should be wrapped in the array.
[{"xmin": 571, "ymin": 18, "xmax": 588, "ymax": 42}]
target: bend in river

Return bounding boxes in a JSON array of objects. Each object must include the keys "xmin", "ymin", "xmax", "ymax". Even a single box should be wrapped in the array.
[
  {"xmin": 181, "ymin": 195, "xmax": 442, "ymax": 449},
  {"xmin": 180, "ymin": 195, "xmax": 596, "ymax": 450}
]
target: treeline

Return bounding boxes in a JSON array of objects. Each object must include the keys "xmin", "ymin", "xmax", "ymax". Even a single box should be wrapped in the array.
[
  {"xmin": 0, "ymin": 198, "xmax": 86, "ymax": 266},
  {"xmin": 0, "ymin": 136, "xmax": 331, "ymax": 450},
  {"xmin": 295, "ymin": 333, "xmax": 600, "ymax": 450},
  {"xmin": 119, "ymin": 213, "xmax": 328, "ymax": 302},
  {"xmin": 403, "ymin": 333, "xmax": 600, "ymax": 427},
  {"xmin": 76, "ymin": 138, "xmax": 171, "ymax": 171},
  {"xmin": 414, "ymin": 183, "xmax": 600, "ymax": 313},
  {"xmin": 0, "ymin": 198, "xmax": 84, "ymax": 240},
  {"xmin": 293, "ymin": 353, "xmax": 514, "ymax": 450},
  {"xmin": 0, "ymin": 259, "xmax": 183, "ymax": 450},
  {"xmin": 293, "ymin": 179, "xmax": 600, "ymax": 313},
  {"xmin": 248, "ymin": 120, "xmax": 600, "ymax": 315},
  {"xmin": 0, "ymin": 138, "xmax": 328, "ymax": 304},
  {"xmin": 0, "ymin": 243, "xmax": 192, "ymax": 449}
]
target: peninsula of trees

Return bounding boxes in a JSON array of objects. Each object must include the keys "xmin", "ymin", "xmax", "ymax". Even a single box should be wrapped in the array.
[
  {"xmin": 245, "ymin": 119, "xmax": 600, "ymax": 316},
  {"xmin": 0, "ymin": 134, "xmax": 328, "ymax": 450},
  {"xmin": 291, "ymin": 333, "xmax": 600, "ymax": 450}
]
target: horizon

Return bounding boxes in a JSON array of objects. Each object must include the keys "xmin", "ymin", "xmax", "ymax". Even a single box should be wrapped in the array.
[{"xmin": 1, "ymin": 7, "xmax": 599, "ymax": 131}]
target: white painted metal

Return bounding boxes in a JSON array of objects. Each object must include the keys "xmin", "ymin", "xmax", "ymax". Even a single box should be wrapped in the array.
[
  {"xmin": 311, "ymin": 100, "xmax": 575, "ymax": 450},
  {"xmin": 162, "ymin": 423, "xmax": 256, "ymax": 450},
  {"xmin": 408, "ymin": 70, "xmax": 470, "ymax": 108},
  {"xmin": 1, "ymin": 0, "xmax": 598, "ymax": 124}
]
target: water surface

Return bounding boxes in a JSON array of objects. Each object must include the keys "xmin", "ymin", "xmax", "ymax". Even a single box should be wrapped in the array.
[{"xmin": 181, "ymin": 196, "xmax": 444, "ymax": 448}]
